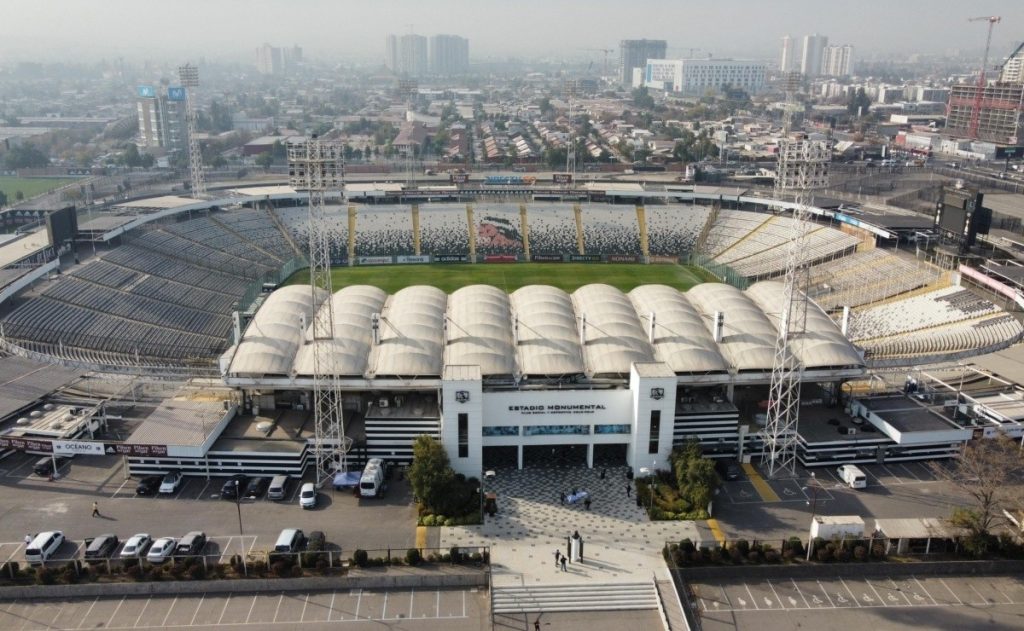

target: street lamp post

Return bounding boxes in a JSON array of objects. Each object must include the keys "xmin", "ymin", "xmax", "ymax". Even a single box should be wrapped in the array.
[
  {"xmin": 235, "ymin": 479, "xmax": 247, "ymax": 576},
  {"xmin": 803, "ymin": 472, "xmax": 819, "ymax": 562}
]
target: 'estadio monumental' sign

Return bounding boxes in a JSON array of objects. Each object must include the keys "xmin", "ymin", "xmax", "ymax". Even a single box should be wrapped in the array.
[{"xmin": 483, "ymin": 390, "xmax": 631, "ymax": 426}]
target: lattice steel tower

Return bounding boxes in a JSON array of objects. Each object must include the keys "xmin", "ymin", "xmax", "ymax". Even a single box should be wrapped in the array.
[
  {"xmin": 762, "ymin": 138, "xmax": 830, "ymax": 478},
  {"xmin": 178, "ymin": 64, "xmax": 206, "ymax": 197},
  {"xmin": 288, "ymin": 136, "xmax": 351, "ymax": 487},
  {"xmin": 564, "ymin": 79, "xmax": 579, "ymax": 181}
]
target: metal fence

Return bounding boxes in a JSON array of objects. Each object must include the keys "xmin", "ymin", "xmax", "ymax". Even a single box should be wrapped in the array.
[{"xmin": 683, "ymin": 252, "xmax": 750, "ymax": 289}]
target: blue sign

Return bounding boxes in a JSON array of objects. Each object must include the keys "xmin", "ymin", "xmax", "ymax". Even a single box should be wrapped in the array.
[
  {"xmin": 167, "ymin": 86, "xmax": 186, "ymax": 101},
  {"xmin": 137, "ymin": 85, "xmax": 156, "ymax": 98}
]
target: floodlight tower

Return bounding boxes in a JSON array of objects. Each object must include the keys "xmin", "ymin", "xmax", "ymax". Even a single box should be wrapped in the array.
[
  {"xmin": 398, "ymin": 79, "xmax": 419, "ymax": 187},
  {"xmin": 178, "ymin": 64, "xmax": 206, "ymax": 197},
  {"xmin": 564, "ymin": 79, "xmax": 579, "ymax": 183},
  {"xmin": 762, "ymin": 138, "xmax": 830, "ymax": 479},
  {"xmin": 287, "ymin": 136, "xmax": 351, "ymax": 487}
]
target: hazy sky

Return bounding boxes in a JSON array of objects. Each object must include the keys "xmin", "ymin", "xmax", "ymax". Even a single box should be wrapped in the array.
[{"xmin": 4, "ymin": 0, "xmax": 1024, "ymax": 63}]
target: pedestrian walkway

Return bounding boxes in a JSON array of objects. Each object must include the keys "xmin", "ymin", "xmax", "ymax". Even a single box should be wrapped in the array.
[{"xmin": 441, "ymin": 466, "xmax": 711, "ymax": 587}]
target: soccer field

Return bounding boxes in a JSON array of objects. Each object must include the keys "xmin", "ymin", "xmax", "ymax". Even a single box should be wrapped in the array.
[
  {"xmin": 285, "ymin": 263, "xmax": 714, "ymax": 294},
  {"xmin": 0, "ymin": 176, "xmax": 77, "ymax": 202}
]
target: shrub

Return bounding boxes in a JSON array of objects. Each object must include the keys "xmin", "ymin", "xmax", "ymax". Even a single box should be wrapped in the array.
[
  {"xmin": 353, "ymin": 549, "xmax": 369, "ymax": 567},
  {"xmin": 782, "ymin": 549, "xmax": 795, "ymax": 562},
  {"xmin": 853, "ymin": 545, "xmax": 867, "ymax": 561},
  {"xmin": 188, "ymin": 564, "xmax": 206, "ymax": 580},
  {"xmin": 679, "ymin": 538, "xmax": 696, "ymax": 554},
  {"xmin": 290, "ymin": 565, "xmax": 303, "ymax": 578},
  {"xmin": 146, "ymin": 566, "xmax": 163, "ymax": 581},
  {"xmin": 785, "ymin": 537, "xmax": 804, "ymax": 557},
  {"xmin": 816, "ymin": 547, "xmax": 832, "ymax": 563},
  {"xmin": 271, "ymin": 560, "xmax": 290, "ymax": 578},
  {"xmin": 708, "ymin": 547, "xmax": 723, "ymax": 563},
  {"xmin": 729, "ymin": 546, "xmax": 744, "ymax": 564},
  {"xmin": 747, "ymin": 551, "xmax": 761, "ymax": 564},
  {"xmin": 764, "ymin": 550, "xmax": 781, "ymax": 563},
  {"xmin": 870, "ymin": 544, "xmax": 886, "ymax": 560},
  {"xmin": 836, "ymin": 548, "xmax": 851, "ymax": 563},
  {"xmin": 125, "ymin": 565, "xmax": 142, "ymax": 581},
  {"xmin": 251, "ymin": 560, "xmax": 268, "ymax": 577},
  {"xmin": 449, "ymin": 547, "xmax": 463, "ymax": 564},
  {"xmin": 733, "ymin": 540, "xmax": 750, "ymax": 557},
  {"xmin": 406, "ymin": 549, "xmax": 422, "ymax": 566},
  {"xmin": 315, "ymin": 559, "xmax": 329, "ymax": 572},
  {"xmin": 35, "ymin": 567, "xmax": 55, "ymax": 585}
]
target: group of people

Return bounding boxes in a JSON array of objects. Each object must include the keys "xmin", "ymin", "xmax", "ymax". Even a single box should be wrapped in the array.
[{"xmin": 558, "ymin": 489, "xmax": 591, "ymax": 511}]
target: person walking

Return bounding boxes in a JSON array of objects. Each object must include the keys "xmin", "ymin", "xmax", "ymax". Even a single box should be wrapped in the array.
[
  {"xmin": 560, "ymin": 555, "xmax": 567, "ymax": 572},
  {"xmin": 625, "ymin": 483, "xmax": 631, "ymax": 498},
  {"xmin": 91, "ymin": 501, "xmax": 100, "ymax": 518},
  {"xmin": 553, "ymin": 549, "xmax": 561, "ymax": 568},
  {"xmin": 584, "ymin": 497, "xmax": 591, "ymax": 511},
  {"xmin": 23, "ymin": 534, "xmax": 32, "ymax": 545},
  {"xmin": 534, "ymin": 619, "xmax": 541, "ymax": 631},
  {"xmin": 559, "ymin": 491, "xmax": 565, "ymax": 505}
]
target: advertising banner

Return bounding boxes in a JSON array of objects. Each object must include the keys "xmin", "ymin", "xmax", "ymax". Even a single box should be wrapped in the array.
[
  {"xmin": 0, "ymin": 436, "xmax": 52, "ymax": 452},
  {"xmin": 166, "ymin": 86, "xmax": 186, "ymax": 101},
  {"xmin": 435, "ymin": 254, "xmax": 468, "ymax": 263},
  {"xmin": 553, "ymin": 173, "xmax": 573, "ymax": 184},
  {"xmin": 137, "ymin": 85, "xmax": 156, "ymax": 98},
  {"xmin": 647, "ymin": 255, "xmax": 679, "ymax": 264},
  {"xmin": 569, "ymin": 254, "xmax": 602, "ymax": 263},
  {"xmin": 450, "ymin": 173, "xmax": 469, "ymax": 184},
  {"xmin": 356, "ymin": 256, "xmax": 393, "ymax": 265},
  {"xmin": 396, "ymin": 255, "xmax": 431, "ymax": 264},
  {"xmin": 531, "ymin": 254, "xmax": 564, "ymax": 262},
  {"xmin": 484, "ymin": 255, "xmax": 517, "ymax": 263},
  {"xmin": 52, "ymin": 440, "xmax": 105, "ymax": 456},
  {"xmin": 104, "ymin": 443, "xmax": 169, "ymax": 457},
  {"xmin": 607, "ymin": 254, "xmax": 639, "ymax": 263}
]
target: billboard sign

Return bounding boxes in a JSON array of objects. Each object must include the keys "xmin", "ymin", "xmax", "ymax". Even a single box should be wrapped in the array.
[
  {"xmin": 647, "ymin": 255, "xmax": 679, "ymax": 264},
  {"xmin": 450, "ymin": 173, "xmax": 469, "ymax": 184},
  {"xmin": 484, "ymin": 255, "xmax": 517, "ymax": 263},
  {"xmin": 104, "ymin": 443, "xmax": 169, "ymax": 457},
  {"xmin": 435, "ymin": 254, "xmax": 468, "ymax": 263},
  {"xmin": 531, "ymin": 254, "xmax": 564, "ymax": 262},
  {"xmin": 396, "ymin": 255, "xmax": 430, "ymax": 264},
  {"xmin": 553, "ymin": 173, "xmax": 573, "ymax": 184},
  {"xmin": 569, "ymin": 254, "xmax": 601, "ymax": 263},
  {"xmin": 607, "ymin": 254, "xmax": 639, "ymax": 263},
  {"xmin": 167, "ymin": 86, "xmax": 186, "ymax": 102},
  {"xmin": 0, "ymin": 436, "xmax": 53, "ymax": 452},
  {"xmin": 137, "ymin": 85, "xmax": 156, "ymax": 98},
  {"xmin": 356, "ymin": 256, "xmax": 393, "ymax": 266},
  {"xmin": 52, "ymin": 440, "xmax": 105, "ymax": 456}
]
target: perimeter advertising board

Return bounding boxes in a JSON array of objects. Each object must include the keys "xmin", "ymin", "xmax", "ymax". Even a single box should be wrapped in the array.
[
  {"xmin": 568, "ymin": 254, "xmax": 601, "ymax": 263},
  {"xmin": 356, "ymin": 256, "xmax": 393, "ymax": 265},
  {"xmin": 531, "ymin": 254, "xmax": 564, "ymax": 262},
  {"xmin": 435, "ymin": 254, "xmax": 469, "ymax": 263},
  {"xmin": 397, "ymin": 255, "xmax": 431, "ymax": 264}
]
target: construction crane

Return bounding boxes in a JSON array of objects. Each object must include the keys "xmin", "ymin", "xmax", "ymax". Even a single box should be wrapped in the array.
[
  {"xmin": 967, "ymin": 15, "xmax": 1001, "ymax": 139},
  {"xmin": 667, "ymin": 47, "xmax": 704, "ymax": 58},
  {"xmin": 579, "ymin": 48, "xmax": 613, "ymax": 77}
]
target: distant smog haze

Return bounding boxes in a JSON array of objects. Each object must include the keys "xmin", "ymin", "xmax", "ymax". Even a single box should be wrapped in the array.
[{"xmin": 3, "ymin": 0, "xmax": 1024, "ymax": 62}]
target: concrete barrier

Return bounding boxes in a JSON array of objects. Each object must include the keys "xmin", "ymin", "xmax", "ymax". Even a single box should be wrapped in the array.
[
  {"xmin": 0, "ymin": 566, "xmax": 489, "ymax": 600},
  {"xmin": 674, "ymin": 559, "xmax": 1024, "ymax": 582}
]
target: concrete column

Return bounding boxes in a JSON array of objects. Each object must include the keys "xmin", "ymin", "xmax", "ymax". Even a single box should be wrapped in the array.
[
  {"xmin": 411, "ymin": 204, "xmax": 421, "ymax": 255},
  {"xmin": 466, "ymin": 203, "xmax": 476, "ymax": 262},
  {"xmin": 636, "ymin": 205, "xmax": 649, "ymax": 257},
  {"xmin": 347, "ymin": 205, "xmax": 357, "ymax": 266},
  {"xmin": 726, "ymin": 383, "xmax": 735, "ymax": 402},
  {"xmin": 519, "ymin": 203, "xmax": 530, "ymax": 259},
  {"xmin": 573, "ymin": 203, "xmax": 585, "ymax": 254},
  {"xmin": 517, "ymin": 445, "xmax": 523, "ymax": 470},
  {"xmin": 587, "ymin": 443, "xmax": 593, "ymax": 469}
]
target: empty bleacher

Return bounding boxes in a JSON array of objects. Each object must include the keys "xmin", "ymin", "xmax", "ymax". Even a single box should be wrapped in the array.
[
  {"xmin": 806, "ymin": 249, "xmax": 942, "ymax": 311},
  {"xmin": 581, "ymin": 206, "xmax": 640, "ymax": 255},
  {"xmin": 354, "ymin": 206, "xmax": 414, "ymax": 256},
  {"xmin": 645, "ymin": 205, "xmax": 712, "ymax": 255}
]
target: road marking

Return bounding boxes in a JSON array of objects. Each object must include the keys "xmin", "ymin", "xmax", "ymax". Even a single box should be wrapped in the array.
[
  {"xmin": 898, "ymin": 463, "xmax": 923, "ymax": 481},
  {"xmin": 815, "ymin": 580, "xmax": 836, "ymax": 608},
  {"xmin": 706, "ymin": 519, "xmax": 726, "ymax": 545},
  {"xmin": 300, "ymin": 593, "xmax": 309, "ymax": 622},
  {"xmin": 744, "ymin": 583, "xmax": 760, "ymax": 610},
  {"xmin": 462, "ymin": 590, "xmax": 466, "ymax": 617},
  {"xmin": 409, "ymin": 588, "xmax": 414, "ymax": 618},
  {"xmin": 938, "ymin": 579, "xmax": 964, "ymax": 605},
  {"xmin": 968, "ymin": 582, "xmax": 991, "ymax": 605},
  {"xmin": 190, "ymin": 593, "xmax": 205, "ymax": 626},
  {"xmin": 435, "ymin": 589, "xmax": 440, "ymax": 617},
  {"xmin": 77, "ymin": 597, "xmax": 98, "ymax": 629},
  {"xmin": 355, "ymin": 589, "xmax": 362, "ymax": 620},
  {"xmin": 110, "ymin": 479, "xmax": 130, "ymax": 499},
  {"xmin": 245, "ymin": 594, "xmax": 257, "ymax": 623},
  {"xmin": 383, "ymin": 589, "xmax": 389, "ymax": 618},
  {"xmin": 889, "ymin": 579, "xmax": 913, "ymax": 606},
  {"xmin": 740, "ymin": 463, "xmax": 781, "ymax": 502},
  {"xmin": 328, "ymin": 591, "xmax": 337, "ymax": 621},
  {"xmin": 160, "ymin": 596, "xmax": 177, "ymax": 628},
  {"xmin": 790, "ymin": 579, "xmax": 811, "ymax": 608},
  {"xmin": 839, "ymin": 578, "xmax": 861, "ymax": 607},
  {"xmin": 106, "ymin": 596, "xmax": 125, "ymax": 628},
  {"xmin": 766, "ymin": 580, "xmax": 785, "ymax": 608},
  {"xmin": 865, "ymin": 579, "xmax": 887, "ymax": 606},
  {"xmin": 985, "ymin": 580, "xmax": 1014, "ymax": 604},
  {"xmin": 133, "ymin": 596, "xmax": 150, "ymax": 627},
  {"xmin": 913, "ymin": 577, "xmax": 939, "ymax": 605},
  {"xmin": 880, "ymin": 464, "xmax": 904, "ymax": 484},
  {"xmin": 218, "ymin": 594, "xmax": 231, "ymax": 625}
]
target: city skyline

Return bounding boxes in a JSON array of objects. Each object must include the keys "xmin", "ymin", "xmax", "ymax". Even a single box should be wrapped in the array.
[{"xmin": 2, "ymin": 0, "xmax": 1024, "ymax": 63}]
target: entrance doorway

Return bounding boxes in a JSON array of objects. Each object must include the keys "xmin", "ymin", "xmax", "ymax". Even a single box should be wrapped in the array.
[
  {"xmin": 593, "ymin": 443, "xmax": 628, "ymax": 467},
  {"xmin": 482, "ymin": 446, "xmax": 517, "ymax": 469},
  {"xmin": 523, "ymin": 444, "xmax": 587, "ymax": 468}
]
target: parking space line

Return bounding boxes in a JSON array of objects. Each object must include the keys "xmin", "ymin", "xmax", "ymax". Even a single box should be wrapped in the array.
[
  {"xmin": 815, "ymin": 580, "xmax": 836, "ymax": 607},
  {"xmin": 190, "ymin": 593, "xmax": 206, "ymax": 625},
  {"xmin": 744, "ymin": 583, "xmax": 760, "ymax": 610},
  {"xmin": 383, "ymin": 590, "xmax": 389, "ymax": 618},
  {"xmin": 790, "ymin": 580, "xmax": 811, "ymax": 608},
  {"xmin": 986, "ymin": 580, "xmax": 1014, "ymax": 605},
  {"xmin": 462, "ymin": 590, "xmax": 466, "ymax": 617},
  {"xmin": 328, "ymin": 591, "xmax": 337, "ymax": 622},
  {"xmin": 435, "ymin": 589, "xmax": 440, "ymax": 617},
  {"xmin": 107, "ymin": 596, "xmax": 125, "ymax": 628},
  {"xmin": 913, "ymin": 577, "xmax": 939, "ymax": 605},
  {"xmin": 889, "ymin": 579, "xmax": 913, "ymax": 606},
  {"xmin": 161, "ymin": 596, "xmax": 177, "ymax": 628},
  {"xmin": 968, "ymin": 582, "xmax": 990, "ymax": 605},
  {"xmin": 273, "ymin": 592, "xmax": 283, "ymax": 622},
  {"xmin": 409, "ymin": 588, "xmax": 414, "ymax": 619},
  {"xmin": 938, "ymin": 579, "xmax": 964, "ymax": 605},
  {"xmin": 898, "ymin": 463, "xmax": 923, "ymax": 481},
  {"xmin": 706, "ymin": 519, "xmax": 726, "ymax": 545},
  {"xmin": 110, "ymin": 479, "xmax": 130, "ymax": 499},
  {"xmin": 77, "ymin": 597, "xmax": 98, "ymax": 629},
  {"xmin": 741, "ymin": 463, "xmax": 781, "ymax": 502},
  {"xmin": 218, "ymin": 594, "xmax": 231, "ymax": 625},
  {"xmin": 300, "ymin": 593, "xmax": 309, "ymax": 622},
  {"xmin": 192, "ymin": 480, "xmax": 210, "ymax": 501},
  {"xmin": 838, "ymin": 578, "xmax": 862, "ymax": 607},
  {"xmin": 133, "ymin": 596, "xmax": 150, "ymax": 627},
  {"xmin": 355, "ymin": 589, "xmax": 362, "ymax": 619},
  {"xmin": 47, "ymin": 602, "xmax": 66, "ymax": 628},
  {"xmin": 245, "ymin": 594, "xmax": 258, "ymax": 623},
  {"xmin": 865, "ymin": 579, "xmax": 887, "ymax": 606}
]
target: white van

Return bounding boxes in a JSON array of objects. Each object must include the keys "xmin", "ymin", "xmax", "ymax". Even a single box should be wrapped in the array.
[
  {"xmin": 359, "ymin": 458, "xmax": 387, "ymax": 498},
  {"xmin": 267, "ymin": 475, "xmax": 289, "ymax": 501},
  {"xmin": 837, "ymin": 464, "xmax": 867, "ymax": 489},
  {"xmin": 274, "ymin": 529, "xmax": 305, "ymax": 553},
  {"xmin": 25, "ymin": 531, "xmax": 65, "ymax": 565}
]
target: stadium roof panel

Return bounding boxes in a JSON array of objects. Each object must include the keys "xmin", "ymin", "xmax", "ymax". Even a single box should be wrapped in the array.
[
  {"xmin": 230, "ymin": 285, "xmax": 318, "ymax": 376},
  {"xmin": 745, "ymin": 281, "xmax": 865, "ymax": 369},
  {"xmin": 369, "ymin": 286, "xmax": 448, "ymax": 377},
  {"xmin": 572, "ymin": 284, "xmax": 656, "ymax": 378},
  {"xmin": 510, "ymin": 285, "xmax": 585, "ymax": 377},
  {"xmin": 445, "ymin": 285, "xmax": 516, "ymax": 377},
  {"xmin": 292, "ymin": 285, "xmax": 388, "ymax": 377},
  {"xmin": 685, "ymin": 283, "xmax": 777, "ymax": 372},
  {"xmin": 628, "ymin": 285, "xmax": 730, "ymax": 375}
]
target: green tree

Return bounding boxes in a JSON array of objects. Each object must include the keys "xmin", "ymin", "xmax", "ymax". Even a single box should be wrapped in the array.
[
  {"xmin": 847, "ymin": 87, "xmax": 871, "ymax": 117},
  {"xmin": 255, "ymin": 152, "xmax": 274, "ymax": 169},
  {"xmin": 0, "ymin": 190, "xmax": 7, "ymax": 207},
  {"xmin": 3, "ymin": 143, "xmax": 49, "ymax": 170},
  {"xmin": 15, "ymin": 190, "xmax": 25, "ymax": 201},
  {"xmin": 408, "ymin": 435, "xmax": 455, "ymax": 513},
  {"xmin": 631, "ymin": 87, "xmax": 655, "ymax": 110},
  {"xmin": 139, "ymin": 153, "xmax": 155, "ymax": 169},
  {"xmin": 209, "ymin": 155, "xmax": 228, "ymax": 169},
  {"xmin": 122, "ymin": 144, "xmax": 142, "ymax": 168},
  {"xmin": 544, "ymin": 146, "xmax": 567, "ymax": 169}
]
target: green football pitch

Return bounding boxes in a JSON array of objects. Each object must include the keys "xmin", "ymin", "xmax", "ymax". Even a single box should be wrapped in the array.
[
  {"xmin": 285, "ymin": 263, "xmax": 715, "ymax": 294},
  {"xmin": 0, "ymin": 176, "xmax": 78, "ymax": 202}
]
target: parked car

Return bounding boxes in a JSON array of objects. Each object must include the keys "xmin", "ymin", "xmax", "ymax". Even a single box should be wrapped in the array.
[
  {"xmin": 175, "ymin": 531, "xmax": 207, "ymax": 556},
  {"xmin": 299, "ymin": 482, "xmax": 317, "ymax": 509},
  {"xmin": 146, "ymin": 537, "xmax": 177, "ymax": 564},
  {"xmin": 267, "ymin": 475, "xmax": 289, "ymax": 501},
  {"xmin": 245, "ymin": 476, "xmax": 270, "ymax": 499},
  {"xmin": 83, "ymin": 534, "xmax": 119, "ymax": 562},
  {"xmin": 715, "ymin": 460, "xmax": 742, "ymax": 482},
  {"xmin": 33, "ymin": 456, "xmax": 69, "ymax": 478},
  {"xmin": 158, "ymin": 470, "xmax": 184, "ymax": 494},
  {"xmin": 220, "ymin": 474, "xmax": 248, "ymax": 500},
  {"xmin": 24, "ymin": 531, "xmax": 64, "ymax": 565},
  {"xmin": 135, "ymin": 475, "xmax": 162, "ymax": 496},
  {"xmin": 120, "ymin": 534, "xmax": 152, "ymax": 559}
]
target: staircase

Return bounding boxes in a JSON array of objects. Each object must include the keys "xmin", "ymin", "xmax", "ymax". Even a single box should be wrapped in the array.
[{"xmin": 492, "ymin": 581, "xmax": 660, "ymax": 614}]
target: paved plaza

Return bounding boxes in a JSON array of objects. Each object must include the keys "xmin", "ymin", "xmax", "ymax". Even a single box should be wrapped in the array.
[{"xmin": 441, "ymin": 466, "xmax": 712, "ymax": 587}]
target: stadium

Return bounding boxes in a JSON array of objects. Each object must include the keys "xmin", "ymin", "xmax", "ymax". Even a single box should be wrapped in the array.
[{"xmin": 1, "ymin": 180, "xmax": 1022, "ymax": 480}]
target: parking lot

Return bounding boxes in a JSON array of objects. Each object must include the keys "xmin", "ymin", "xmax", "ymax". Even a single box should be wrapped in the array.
[
  {"xmin": 0, "ymin": 451, "xmax": 419, "ymax": 559},
  {"xmin": 690, "ymin": 574, "xmax": 1024, "ymax": 631},
  {"xmin": 0, "ymin": 587, "xmax": 487, "ymax": 630}
]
